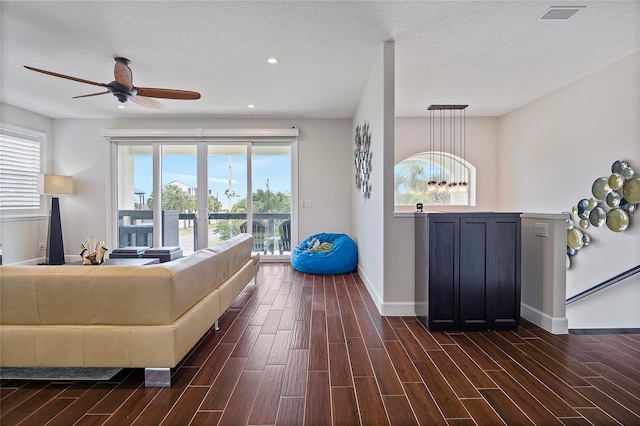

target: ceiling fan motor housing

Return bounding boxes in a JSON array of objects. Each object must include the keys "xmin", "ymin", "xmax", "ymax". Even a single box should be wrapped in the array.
[{"xmin": 108, "ymin": 81, "xmax": 137, "ymax": 103}]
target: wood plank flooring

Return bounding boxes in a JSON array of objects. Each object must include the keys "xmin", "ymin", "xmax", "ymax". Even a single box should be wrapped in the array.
[{"xmin": 2, "ymin": 263, "xmax": 640, "ymax": 425}]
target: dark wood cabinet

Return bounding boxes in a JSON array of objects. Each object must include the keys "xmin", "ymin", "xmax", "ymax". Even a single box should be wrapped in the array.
[{"xmin": 415, "ymin": 213, "xmax": 521, "ymax": 331}]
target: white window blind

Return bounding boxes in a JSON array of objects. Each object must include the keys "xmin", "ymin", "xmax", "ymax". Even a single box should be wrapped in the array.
[{"xmin": 0, "ymin": 128, "xmax": 42, "ymax": 210}]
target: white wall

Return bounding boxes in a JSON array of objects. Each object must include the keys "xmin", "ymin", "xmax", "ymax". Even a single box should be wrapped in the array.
[
  {"xmin": 0, "ymin": 104, "xmax": 54, "ymax": 264},
  {"xmin": 352, "ymin": 43, "xmax": 391, "ymax": 310},
  {"xmin": 499, "ymin": 52, "xmax": 640, "ymax": 329},
  {"xmin": 4, "ymin": 115, "xmax": 353, "ymax": 264},
  {"xmin": 520, "ymin": 214, "xmax": 569, "ymax": 334},
  {"xmin": 395, "ymin": 117, "xmax": 500, "ymax": 212}
]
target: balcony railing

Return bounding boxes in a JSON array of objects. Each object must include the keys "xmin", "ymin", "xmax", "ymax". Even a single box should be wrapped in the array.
[{"xmin": 118, "ymin": 210, "xmax": 291, "ymax": 254}]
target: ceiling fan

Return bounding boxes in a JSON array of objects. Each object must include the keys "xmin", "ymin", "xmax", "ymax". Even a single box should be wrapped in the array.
[{"xmin": 24, "ymin": 57, "xmax": 201, "ymax": 110}]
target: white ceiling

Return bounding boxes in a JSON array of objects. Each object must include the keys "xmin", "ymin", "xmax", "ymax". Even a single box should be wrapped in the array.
[{"xmin": 1, "ymin": 1, "xmax": 638, "ymax": 119}]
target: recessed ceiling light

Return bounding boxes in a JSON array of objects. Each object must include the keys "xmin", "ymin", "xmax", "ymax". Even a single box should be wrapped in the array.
[
  {"xmin": 267, "ymin": 57, "xmax": 278, "ymax": 64},
  {"xmin": 248, "ymin": 104, "xmax": 255, "ymax": 108},
  {"xmin": 118, "ymin": 105, "xmax": 125, "ymax": 109}
]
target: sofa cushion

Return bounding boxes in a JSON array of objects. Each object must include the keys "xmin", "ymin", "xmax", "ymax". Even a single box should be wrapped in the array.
[{"xmin": 207, "ymin": 233, "xmax": 253, "ymax": 288}]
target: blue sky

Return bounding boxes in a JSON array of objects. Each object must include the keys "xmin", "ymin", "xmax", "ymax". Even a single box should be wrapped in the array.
[{"xmin": 134, "ymin": 154, "xmax": 291, "ymax": 203}]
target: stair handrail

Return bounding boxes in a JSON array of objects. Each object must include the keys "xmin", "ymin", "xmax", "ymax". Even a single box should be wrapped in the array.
[{"xmin": 566, "ymin": 264, "xmax": 640, "ymax": 305}]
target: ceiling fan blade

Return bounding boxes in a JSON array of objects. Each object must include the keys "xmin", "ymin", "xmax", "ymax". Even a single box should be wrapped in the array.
[
  {"xmin": 114, "ymin": 61, "xmax": 133, "ymax": 90},
  {"xmin": 24, "ymin": 65, "xmax": 107, "ymax": 88},
  {"xmin": 73, "ymin": 91, "xmax": 110, "ymax": 99},
  {"xmin": 129, "ymin": 95, "xmax": 166, "ymax": 111},
  {"xmin": 135, "ymin": 87, "xmax": 201, "ymax": 100}
]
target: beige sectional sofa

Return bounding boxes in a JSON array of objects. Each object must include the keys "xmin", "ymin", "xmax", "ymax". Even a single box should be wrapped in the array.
[{"xmin": 0, "ymin": 234, "xmax": 259, "ymax": 386}]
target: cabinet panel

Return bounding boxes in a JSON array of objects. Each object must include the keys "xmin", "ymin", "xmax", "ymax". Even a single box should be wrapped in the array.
[
  {"xmin": 459, "ymin": 218, "xmax": 489, "ymax": 330},
  {"xmin": 428, "ymin": 217, "xmax": 458, "ymax": 330},
  {"xmin": 491, "ymin": 218, "xmax": 521, "ymax": 329}
]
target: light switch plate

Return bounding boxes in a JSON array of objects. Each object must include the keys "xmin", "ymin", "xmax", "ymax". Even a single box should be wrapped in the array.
[{"xmin": 534, "ymin": 223, "xmax": 549, "ymax": 237}]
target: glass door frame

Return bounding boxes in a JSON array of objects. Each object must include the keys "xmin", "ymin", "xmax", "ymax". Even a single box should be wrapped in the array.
[{"xmin": 105, "ymin": 128, "xmax": 298, "ymax": 260}]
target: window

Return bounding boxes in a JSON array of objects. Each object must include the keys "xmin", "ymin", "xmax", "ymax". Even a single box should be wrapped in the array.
[
  {"xmin": 394, "ymin": 151, "xmax": 476, "ymax": 207},
  {"xmin": 0, "ymin": 124, "xmax": 45, "ymax": 212}
]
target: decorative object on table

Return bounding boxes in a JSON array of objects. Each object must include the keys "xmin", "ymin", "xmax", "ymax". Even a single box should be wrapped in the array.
[
  {"xmin": 110, "ymin": 246, "xmax": 150, "ymax": 259},
  {"xmin": 38, "ymin": 174, "xmax": 73, "ymax": 265},
  {"xmin": 416, "ymin": 203, "xmax": 423, "ymax": 213},
  {"xmin": 142, "ymin": 246, "xmax": 183, "ymax": 263},
  {"xmin": 291, "ymin": 233, "xmax": 357, "ymax": 274},
  {"xmin": 79, "ymin": 236, "xmax": 109, "ymax": 265},
  {"xmin": 566, "ymin": 160, "xmax": 637, "ymax": 269},
  {"xmin": 354, "ymin": 122, "xmax": 372, "ymax": 200}
]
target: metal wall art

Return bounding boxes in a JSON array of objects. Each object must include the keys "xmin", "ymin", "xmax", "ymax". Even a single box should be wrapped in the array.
[
  {"xmin": 354, "ymin": 122, "xmax": 372, "ymax": 200},
  {"xmin": 566, "ymin": 159, "xmax": 638, "ymax": 269}
]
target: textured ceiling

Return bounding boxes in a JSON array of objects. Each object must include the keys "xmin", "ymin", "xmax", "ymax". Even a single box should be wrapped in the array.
[{"xmin": 1, "ymin": 1, "xmax": 638, "ymax": 119}]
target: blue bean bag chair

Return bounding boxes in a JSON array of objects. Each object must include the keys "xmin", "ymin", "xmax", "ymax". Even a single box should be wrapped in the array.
[{"xmin": 291, "ymin": 233, "xmax": 357, "ymax": 274}]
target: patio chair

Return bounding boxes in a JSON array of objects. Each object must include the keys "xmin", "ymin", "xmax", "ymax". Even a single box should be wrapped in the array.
[
  {"xmin": 240, "ymin": 220, "xmax": 269, "ymax": 254},
  {"xmin": 278, "ymin": 219, "xmax": 291, "ymax": 255}
]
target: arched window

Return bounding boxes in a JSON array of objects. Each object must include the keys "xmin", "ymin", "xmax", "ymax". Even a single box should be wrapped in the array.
[{"xmin": 394, "ymin": 151, "xmax": 476, "ymax": 207}]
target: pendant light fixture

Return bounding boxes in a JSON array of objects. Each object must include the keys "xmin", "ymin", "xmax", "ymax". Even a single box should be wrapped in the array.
[
  {"xmin": 427, "ymin": 107, "xmax": 437, "ymax": 192},
  {"xmin": 448, "ymin": 108, "xmax": 458, "ymax": 193},
  {"xmin": 426, "ymin": 104, "xmax": 469, "ymax": 194}
]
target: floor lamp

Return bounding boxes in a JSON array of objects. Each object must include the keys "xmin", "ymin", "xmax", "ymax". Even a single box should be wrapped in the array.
[{"xmin": 38, "ymin": 174, "xmax": 73, "ymax": 265}]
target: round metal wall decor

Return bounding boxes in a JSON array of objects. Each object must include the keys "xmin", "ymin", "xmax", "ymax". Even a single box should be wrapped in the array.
[
  {"xmin": 606, "ymin": 208, "xmax": 629, "ymax": 232},
  {"xmin": 612, "ymin": 160, "xmax": 628, "ymax": 174},
  {"xmin": 591, "ymin": 177, "xmax": 611, "ymax": 201},
  {"xmin": 589, "ymin": 207, "xmax": 606, "ymax": 227},
  {"xmin": 608, "ymin": 173, "xmax": 624, "ymax": 191},
  {"xmin": 567, "ymin": 159, "xmax": 637, "ymax": 269},
  {"xmin": 567, "ymin": 228, "xmax": 584, "ymax": 250},
  {"xmin": 577, "ymin": 199, "xmax": 590, "ymax": 219},
  {"xmin": 622, "ymin": 177, "xmax": 640, "ymax": 204},
  {"xmin": 606, "ymin": 191, "xmax": 620, "ymax": 208}
]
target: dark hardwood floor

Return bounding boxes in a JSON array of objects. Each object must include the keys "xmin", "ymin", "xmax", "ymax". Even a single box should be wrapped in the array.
[{"xmin": 2, "ymin": 263, "xmax": 640, "ymax": 425}]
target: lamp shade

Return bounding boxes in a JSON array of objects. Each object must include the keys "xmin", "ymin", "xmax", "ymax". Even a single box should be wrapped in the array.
[{"xmin": 38, "ymin": 174, "xmax": 73, "ymax": 195}]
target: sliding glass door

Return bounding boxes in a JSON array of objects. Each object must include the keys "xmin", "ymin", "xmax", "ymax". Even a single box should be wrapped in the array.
[
  {"xmin": 160, "ymin": 144, "xmax": 198, "ymax": 253},
  {"xmin": 116, "ymin": 141, "xmax": 292, "ymax": 257},
  {"xmin": 251, "ymin": 144, "xmax": 292, "ymax": 255},
  {"xmin": 207, "ymin": 144, "xmax": 248, "ymax": 249},
  {"xmin": 116, "ymin": 145, "xmax": 155, "ymax": 248}
]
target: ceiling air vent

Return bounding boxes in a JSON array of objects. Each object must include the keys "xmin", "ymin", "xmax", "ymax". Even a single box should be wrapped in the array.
[{"xmin": 539, "ymin": 6, "xmax": 585, "ymax": 20}]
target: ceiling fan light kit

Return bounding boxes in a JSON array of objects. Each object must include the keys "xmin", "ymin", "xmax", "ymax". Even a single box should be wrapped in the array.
[{"xmin": 24, "ymin": 57, "xmax": 201, "ymax": 110}]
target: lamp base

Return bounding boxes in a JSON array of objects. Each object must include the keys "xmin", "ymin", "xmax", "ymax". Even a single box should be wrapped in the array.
[{"xmin": 46, "ymin": 197, "xmax": 65, "ymax": 265}]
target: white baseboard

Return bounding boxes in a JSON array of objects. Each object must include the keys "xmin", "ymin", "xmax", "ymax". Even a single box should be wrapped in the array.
[
  {"xmin": 11, "ymin": 257, "xmax": 43, "ymax": 266},
  {"xmin": 521, "ymin": 303, "xmax": 568, "ymax": 335},
  {"xmin": 9, "ymin": 254, "xmax": 77, "ymax": 266},
  {"xmin": 356, "ymin": 264, "xmax": 416, "ymax": 317},
  {"xmin": 357, "ymin": 264, "xmax": 382, "ymax": 314},
  {"xmin": 380, "ymin": 302, "xmax": 416, "ymax": 317}
]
